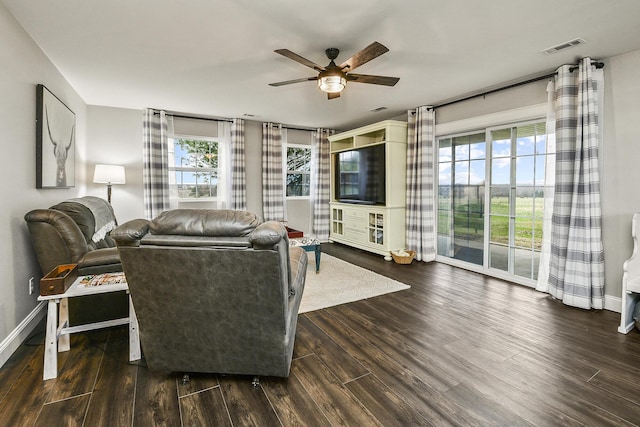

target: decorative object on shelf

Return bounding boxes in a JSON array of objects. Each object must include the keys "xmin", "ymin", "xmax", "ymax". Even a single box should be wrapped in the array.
[
  {"xmin": 269, "ymin": 42, "xmax": 399, "ymax": 99},
  {"xmin": 391, "ymin": 249, "xmax": 416, "ymax": 265},
  {"xmin": 93, "ymin": 164, "xmax": 126, "ymax": 203},
  {"xmin": 36, "ymin": 84, "xmax": 76, "ymax": 188}
]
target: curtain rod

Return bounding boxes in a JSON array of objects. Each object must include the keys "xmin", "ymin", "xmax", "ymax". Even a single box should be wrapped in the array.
[
  {"xmin": 434, "ymin": 61, "xmax": 604, "ymax": 109},
  {"xmin": 278, "ymin": 123, "xmax": 318, "ymax": 132},
  {"xmin": 169, "ymin": 113, "xmax": 233, "ymax": 123},
  {"xmin": 152, "ymin": 110, "xmax": 233, "ymax": 123},
  {"xmin": 154, "ymin": 111, "xmax": 317, "ymax": 132}
]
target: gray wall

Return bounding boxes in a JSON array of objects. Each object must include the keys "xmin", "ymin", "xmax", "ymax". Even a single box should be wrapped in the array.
[
  {"xmin": 86, "ymin": 106, "xmax": 145, "ymax": 222},
  {"xmin": 601, "ymin": 49, "xmax": 640, "ymax": 301},
  {"xmin": 0, "ymin": 3, "xmax": 87, "ymax": 360}
]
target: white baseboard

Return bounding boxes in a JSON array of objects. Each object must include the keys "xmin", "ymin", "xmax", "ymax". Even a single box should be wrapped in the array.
[
  {"xmin": 605, "ymin": 295, "xmax": 622, "ymax": 313},
  {"xmin": 0, "ymin": 301, "xmax": 46, "ymax": 368}
]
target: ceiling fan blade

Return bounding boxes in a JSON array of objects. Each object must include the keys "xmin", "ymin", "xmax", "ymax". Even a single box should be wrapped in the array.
[
  {"xmin": 274, "ymin": 49, "xmax": 324, "ymax": 71},
  {"xmin": 347, "ymin": 73, "xmax": 400, "ymax": 86},
  {"xmin": 338, "ymin": 41, "xmax": 389, "ymax": 72},
  {"xmin": 327, "ymin": 92, "xmax": 341, "ymax": 100},
  {"xmin": 269, "ymin": 77, "xmax": 317, "ymax": 87}
]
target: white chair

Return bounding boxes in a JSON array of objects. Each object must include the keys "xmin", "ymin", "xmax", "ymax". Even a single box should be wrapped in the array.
[{"xmin": 619, "ymin": 213, "xmax": 640, "ymax": 333}]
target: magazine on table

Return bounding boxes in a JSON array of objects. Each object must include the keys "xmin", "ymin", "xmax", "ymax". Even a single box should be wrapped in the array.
[{"xmin": 79, "ymin": 272, "xmax": 126, "ymax": 287}]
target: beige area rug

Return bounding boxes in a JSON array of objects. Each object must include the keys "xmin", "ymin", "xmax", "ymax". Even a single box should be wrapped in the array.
[{"xmin": 298, "ymin": 254, "xmax": 410, "ymax": 314}]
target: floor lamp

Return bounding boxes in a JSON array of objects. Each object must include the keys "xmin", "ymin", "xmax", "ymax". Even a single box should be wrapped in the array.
[{"xmin": 93, "ymin": 164, "xmax": 126, "ymax": 204}]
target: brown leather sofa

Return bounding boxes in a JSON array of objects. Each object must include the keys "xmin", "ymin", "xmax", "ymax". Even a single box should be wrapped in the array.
[
  {"xmin": 111, "ymin": 209, "xmax": 308, "ymax": 378},
  {"xmin": 24, "ymin": 196, "xmax": 127, "ymax": 324}
]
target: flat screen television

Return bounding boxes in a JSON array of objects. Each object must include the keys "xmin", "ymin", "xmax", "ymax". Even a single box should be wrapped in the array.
[{"xmin": 334, "ymin": 144, "xmax": 386, "ymax": 205}]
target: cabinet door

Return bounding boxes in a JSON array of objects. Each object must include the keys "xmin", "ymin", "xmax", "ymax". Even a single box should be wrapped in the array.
[
  {"xmin": 332, "ymin": 208, "xmax": 344, "ymax": 236},
  {"xmin": 368, "ymin": 212, "xmax": 384, "ymax": 245}
]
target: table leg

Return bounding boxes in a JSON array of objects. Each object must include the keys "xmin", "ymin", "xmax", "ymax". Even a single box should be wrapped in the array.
[
  {"xmin": 58, "ymin": 297, "xmax": 70, "ymax": 352},
  {"xmin": 315, "ymin": 245, "xmax": 321, "ymax": 274},
  {"xmin": 129, "ymin": 295, "xmax": 141, "ymax": 361},
  {"xmin": 43, "ymin": 301, "xmax": 58, "ymax": 380}
]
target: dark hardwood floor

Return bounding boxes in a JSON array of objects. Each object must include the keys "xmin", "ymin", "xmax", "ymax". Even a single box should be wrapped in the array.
[{"xmin": 2, "ymin": 243, "xmax": 640, "ymax": 426}]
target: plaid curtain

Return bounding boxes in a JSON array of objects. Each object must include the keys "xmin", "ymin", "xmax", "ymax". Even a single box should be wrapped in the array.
[
  {"xmin": 406, "ymin": 106, "xmax": 436, "ymax": 262},
  {"xmin": 547, "ymin": 58, "xmax": 604, "ymax": 309},
  {"xmin": 142, "ymin": 109, "xmax": 171, "ymax": 220},
  {"xmin": 262, "ymin": 122, "xmax": 285, "ymax": 221},
  {"xmin": 230, "ymin": 118, "xmax": 246, "ymax": 210},
  {"xmin": 311, "ymin": 128, "xmax": 333, "ymax": 241},
  {"xmin": 535, "ymin": 81, "xmax": 558, "ymax": 292}
]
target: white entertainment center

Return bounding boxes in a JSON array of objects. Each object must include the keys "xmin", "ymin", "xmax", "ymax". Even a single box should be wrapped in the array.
[{"xmin": 329, "ymin": 120, "xmax": 407, "ymax": 260}]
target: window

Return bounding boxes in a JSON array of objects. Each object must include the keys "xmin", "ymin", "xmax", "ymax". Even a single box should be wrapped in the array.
[
  {"xmin": 437, "ymin": 119, "xmax": 551, "ymax": 284},
  {"xmin": 285, "ymin": 145, "xmax": 311, "ymax": 197},
  {"xmin": 168, "ymin": 137, "xmax": 219, "ymax": 199}
]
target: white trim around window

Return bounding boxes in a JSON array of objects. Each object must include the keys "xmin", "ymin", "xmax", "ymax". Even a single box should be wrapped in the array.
[{"xmin": 435, "ymin": 103, "xmax": 547, "ymax": 137}]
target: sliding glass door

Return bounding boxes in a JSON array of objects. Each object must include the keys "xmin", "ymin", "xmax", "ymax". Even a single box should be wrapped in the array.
[
  {"xmin": 437, "ymin": 132, "xmax": 486, "ymax": 266},
  {"xmin": 437, "ymin": 120, "xmax": 550, "ymax": 283},
  {"xmin": 489, "ymin": 122, "xmax": 547, "ymax": 280}
]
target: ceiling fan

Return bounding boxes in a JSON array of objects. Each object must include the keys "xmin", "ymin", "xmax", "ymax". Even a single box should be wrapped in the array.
[{"xmin": 269, "ymin": 41, "xmax": 399, "ymax": 99}]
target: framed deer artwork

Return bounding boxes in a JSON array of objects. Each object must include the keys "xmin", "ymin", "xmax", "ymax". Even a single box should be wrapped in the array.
[{"xmin": 36, "ymin": 84, "xmax": 75, "ymax": 188}]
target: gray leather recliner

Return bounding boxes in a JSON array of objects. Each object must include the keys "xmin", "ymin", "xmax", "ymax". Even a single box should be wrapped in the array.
[
  {"xmin": 112, "ymin": 209, "xmax": 308, "ymax": 378},
  {"xmin": 24, "ymin": 196, "xmax": 127, "ymax": 325},
  {"xmin": 24, "ymin": 196, "xmax": 122, "ymax": 275}
]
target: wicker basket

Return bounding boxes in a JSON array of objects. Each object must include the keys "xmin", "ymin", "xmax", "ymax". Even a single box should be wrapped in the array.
[{"xmin": 391, "ymin": 250, "xmax": 415, "ymax": 264}]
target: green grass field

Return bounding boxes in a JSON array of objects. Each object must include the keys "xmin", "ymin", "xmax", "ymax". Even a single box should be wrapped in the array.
[{"xmin": 439, "ymin": 196, "xmax": 544, "ymax": 250}]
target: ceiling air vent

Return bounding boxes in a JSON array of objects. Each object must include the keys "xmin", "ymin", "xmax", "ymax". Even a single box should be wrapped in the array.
[
  {"xmin": 370, "ymin": 106, "xmax": 388, "ymax": 112},
  {"xmin": 540, "ymin": 38, "xmax": 587, "ymax": 55}
]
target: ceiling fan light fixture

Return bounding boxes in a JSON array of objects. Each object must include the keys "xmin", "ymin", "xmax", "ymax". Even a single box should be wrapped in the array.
[
  {"xmin": 318, "ymin": 75, "xmax": 346, "ymax": 93},
  {"xmin": 271, "ymin": 42, "xmax": 398, "ymax": 98}
]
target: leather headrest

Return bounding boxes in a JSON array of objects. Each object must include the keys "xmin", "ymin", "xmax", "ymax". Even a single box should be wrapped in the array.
[{"xmin": 150, "ymin": 209, "xmax": 260, "ymax": 237}]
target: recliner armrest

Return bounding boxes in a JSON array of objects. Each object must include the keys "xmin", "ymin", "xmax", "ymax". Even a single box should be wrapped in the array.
[
  {"xmin": 249, "ymin": 221, "xmax": 287, "ymax": 249},
  {"xmin": 78, "ymin": 247, "xmax": 121, "ymax": 266},
  {"xmin": 112, "ymin": 219, "xmax": 150, "ymax": 247}
]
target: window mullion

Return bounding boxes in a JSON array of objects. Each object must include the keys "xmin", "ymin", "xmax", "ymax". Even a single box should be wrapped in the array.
[
  {"xmin": 509, "ymin": 127, "xmax": 517, "ymax": 275},
  {"xmin": 483, "ymin": 129, "xmax": 491, "ymax": 269}
]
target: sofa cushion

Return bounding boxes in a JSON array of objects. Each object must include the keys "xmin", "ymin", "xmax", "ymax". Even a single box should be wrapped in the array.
[{"xmin": 150, "ymin": 209, "xmax": 260, "ymax": 237}]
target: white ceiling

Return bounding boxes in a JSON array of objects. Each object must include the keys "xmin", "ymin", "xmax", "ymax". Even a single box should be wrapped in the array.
[{"xmin": 4, "ymin": 0, "xmax": 640, "ymax": 130}]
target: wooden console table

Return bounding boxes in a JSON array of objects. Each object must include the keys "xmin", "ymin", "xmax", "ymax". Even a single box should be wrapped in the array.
[{"xmin": 37, "ymin": 273, "xmax": 141, "ymax": 380}]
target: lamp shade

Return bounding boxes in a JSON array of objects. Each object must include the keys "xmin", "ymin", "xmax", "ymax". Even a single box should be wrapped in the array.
[{"xmin": 93, "ymin": 164, "xmax": 126, "ymax": 184}]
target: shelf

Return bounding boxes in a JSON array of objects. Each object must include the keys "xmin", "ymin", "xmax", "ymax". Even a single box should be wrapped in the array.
[
  {"xmin": 330, "ymin": 138, "xmax": 354, "ymax": 152},
  {"xmin": 355, "ymin": 129, "xmax": 386, "ymax": 147},
  {"xmin": 330, "ymin": 120, "xmax": 407, "ymax": 153}
]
